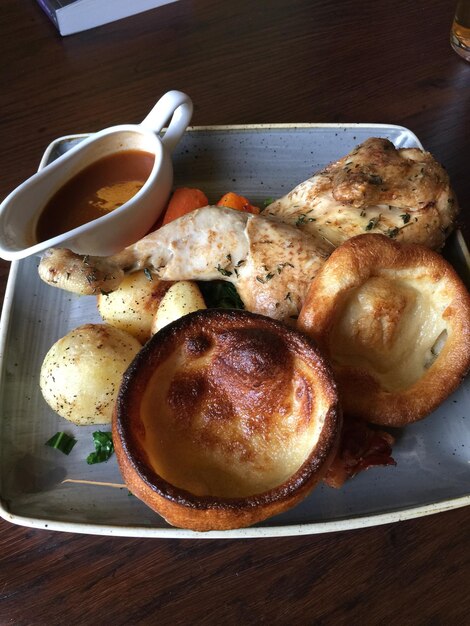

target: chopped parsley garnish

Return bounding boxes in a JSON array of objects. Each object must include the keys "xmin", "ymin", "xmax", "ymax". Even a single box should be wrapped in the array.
[
  {"xmin": 386, "ymin": 227, "xmax": 400, "ymax": 238},
  {"xmin": 144, "ymin": 268, "xmax": 153, "ymax": 281},
  {"xmin": 295, "ymin": 213, "xmax": 316, "ymax": 226},
  {"xmin": 233, "ymin": 259, "xmax": 246, "ymax": 277},
  {"xmin": 365, "ymin": 217, "xmax": 380, "ymax": 231},
  {"xmin": 45, "ymin": 432, "xmax": 77, "ymax": 455},
  {"xmin": 216, "ymin": 264, "xmax": 232, "ymax": 277},
  {"xmin": 85, "ymin": 272, "xmax": 97, "ymax": 285},
  {"xmin": 400, "ymin": 213, "xmax": 411, "ymax": 224},
  {"xmin": 256, "ymin": 271, "xmax": 274, "ymax": 284},
  {"xmin": 259, "ymin": 197, "xmax": 275, "ymax": 212},
  {"xmin": 86, "ymin": 431, "xmax": 114, "ymax": 465}
]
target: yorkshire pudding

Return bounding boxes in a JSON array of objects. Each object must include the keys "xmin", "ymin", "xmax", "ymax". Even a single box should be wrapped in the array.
[
  {"xmin": 113, "ymin": 309, "xmax": 341, "ymax": 531},
  {"xmin": 297, "ymin": 234, "xmax": 470, "ymax": 427}
]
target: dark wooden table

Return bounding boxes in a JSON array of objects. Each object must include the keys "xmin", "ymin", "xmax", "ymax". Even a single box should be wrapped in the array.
[{"xmin": 1, "ymin": 1, "xmax": 469, "ymax": 623}]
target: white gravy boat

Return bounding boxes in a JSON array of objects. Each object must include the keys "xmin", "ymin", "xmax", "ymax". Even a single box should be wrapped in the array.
[{"xmin": 0, "ymin": 90, "xmax": 193, "ymax": 261}]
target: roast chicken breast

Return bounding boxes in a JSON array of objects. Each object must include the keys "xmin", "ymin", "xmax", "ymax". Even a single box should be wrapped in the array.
[
  {"xmin": 264, "ymin": 138, "xmax": 459, "ymax": 250},
  {"xmin": 38, "ymin": 206, "xmax": 332, "ymax": 322}
]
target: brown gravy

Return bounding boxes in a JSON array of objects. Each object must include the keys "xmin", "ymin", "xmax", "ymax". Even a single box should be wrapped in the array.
[{"xmin": 36, "ymin": 149, "xmax": 155, "ymax": 243}]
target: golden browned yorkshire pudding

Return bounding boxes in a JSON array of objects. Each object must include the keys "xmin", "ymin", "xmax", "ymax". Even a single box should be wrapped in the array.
[
  {"xmin": 265, "ymin": 137, "xmax": 459, "ymax": 250},
  {"xmin": 113, "ymin": 309, "xmax": 341, "ymax": 531},
  {"xmin": 297, "ymin": 234, "xmax": 470, "ymax": 427}
]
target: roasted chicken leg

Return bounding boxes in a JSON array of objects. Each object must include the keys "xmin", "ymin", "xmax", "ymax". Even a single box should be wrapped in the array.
[{"xmin": 38, "ymin": 206, "xmax": 333, "ymax": 321}]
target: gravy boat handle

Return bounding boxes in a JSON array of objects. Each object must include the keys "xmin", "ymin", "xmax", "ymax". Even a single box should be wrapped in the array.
[{"xmin": 140, "ymin": 90, "xmax": 193, "ymax": 153}]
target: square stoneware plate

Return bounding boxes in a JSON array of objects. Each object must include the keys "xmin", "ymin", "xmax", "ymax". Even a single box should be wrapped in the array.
[{"xmin": 1, "ymin": 124, "xmax": 469, "ymax": 538}]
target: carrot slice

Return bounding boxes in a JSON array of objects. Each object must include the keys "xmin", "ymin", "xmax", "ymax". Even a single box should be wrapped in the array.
[
  {"xmin": 217, "ymin": 192, "xmax": 259, "ymax": 214},
  {"xmin": 161, "ymin": 188, "xmax": 209, "ymax": 225}
]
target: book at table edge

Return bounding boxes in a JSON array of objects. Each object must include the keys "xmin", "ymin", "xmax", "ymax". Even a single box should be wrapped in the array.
[{"xmin": 36, "ymin": 0, "xmax": 179, "ymax": 36}]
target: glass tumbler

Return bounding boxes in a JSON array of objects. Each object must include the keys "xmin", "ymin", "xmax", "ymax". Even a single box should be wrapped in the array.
[{"xmin": 451, "ymin": 1, "xmax": 470, "ymax": 61}]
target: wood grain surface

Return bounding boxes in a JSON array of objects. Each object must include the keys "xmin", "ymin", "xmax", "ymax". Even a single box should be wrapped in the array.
[{"xmin": 1, "ymin": 1, "xmax": 469, "ymax": 624}]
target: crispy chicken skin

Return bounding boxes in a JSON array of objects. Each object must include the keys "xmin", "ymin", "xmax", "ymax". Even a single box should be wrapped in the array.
[
  {"xmin": 264, "ymin": 138, "xmax": 459, "ymax": 250},
  {"xmin": 38, "ymin": 206, "xmax": 332, "ymax": 322}
]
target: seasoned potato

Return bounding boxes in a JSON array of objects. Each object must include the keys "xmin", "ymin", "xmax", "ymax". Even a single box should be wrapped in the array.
[
  {"xmin": 40, "ymin": 323, "xmax": 141, "ymax": 425},
  {"xmin": 151, "ymin": 281, "xmax": 206, "ymax": 334},
  {"xmin": 97, "ymin": 271, "xmax": 172, "ymax": 343}
]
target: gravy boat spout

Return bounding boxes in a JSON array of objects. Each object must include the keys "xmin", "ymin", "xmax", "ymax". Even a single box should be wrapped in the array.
[{"xmin": 0, "ymin": 90, "xmax": 193, "ymax": 261}]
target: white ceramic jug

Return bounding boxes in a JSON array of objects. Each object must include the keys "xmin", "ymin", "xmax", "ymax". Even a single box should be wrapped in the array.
[{"xmin": 0, "ymin": 90, "xmax": 193, "ymax": 260}]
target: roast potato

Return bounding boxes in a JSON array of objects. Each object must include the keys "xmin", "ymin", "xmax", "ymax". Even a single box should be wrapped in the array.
[
  {"xmin": 97, "ymin": 271, "xmax": 172, "ymax": 343},
  {"xmin": 151, "ymin": 280, "xmax": 206, "ymax": 334},
  {"xmin": 40, "ymin": 323, "xmax": 141, "ymax": 425}
]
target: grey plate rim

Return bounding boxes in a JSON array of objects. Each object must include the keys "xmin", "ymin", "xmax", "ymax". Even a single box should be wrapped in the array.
[{"xmin": 2, "ymin": 123, "xmax": 469, "ymax": 539}]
